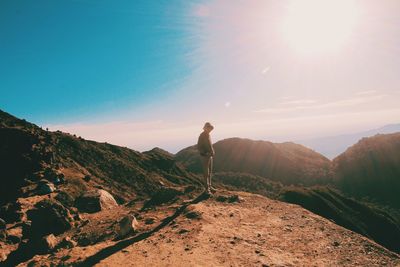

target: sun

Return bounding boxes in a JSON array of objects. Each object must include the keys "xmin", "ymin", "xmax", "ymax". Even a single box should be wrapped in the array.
[{"xmin": 282, "ymin": 0, "xmax": 359, "ymax": 54}]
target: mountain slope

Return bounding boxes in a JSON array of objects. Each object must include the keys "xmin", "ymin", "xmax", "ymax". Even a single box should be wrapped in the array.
[
  {"xmin": 176, "ymin": 138, "xmax": 333, "ymax": 185},
  {"xmin": 333, "ymin": 133, "xmax": 400, "ymax": 208}
]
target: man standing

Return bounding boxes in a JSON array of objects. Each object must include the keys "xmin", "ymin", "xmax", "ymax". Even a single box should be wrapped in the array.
[{"xmin": 197, "ymin": 122, "xmax": 215, "ymax": 194}]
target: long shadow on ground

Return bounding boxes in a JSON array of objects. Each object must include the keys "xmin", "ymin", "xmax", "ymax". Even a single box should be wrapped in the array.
[{"xmin": 75, "ymin": 192, "xmax": 210, "ymax": 266}]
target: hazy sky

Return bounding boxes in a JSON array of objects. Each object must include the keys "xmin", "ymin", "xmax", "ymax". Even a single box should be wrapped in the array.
[{"xmin": 1, "ymin": 0, "xmax": 400, "ymax": 152}]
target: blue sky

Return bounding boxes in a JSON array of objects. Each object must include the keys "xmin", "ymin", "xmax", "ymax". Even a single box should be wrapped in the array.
[
  {"xmin": 0, "ymin": 0, "xmax": 195, "ymax": 122},
  {"xmin": 1, "ymin": 0, "xmax": 400, "ymax": 152}
]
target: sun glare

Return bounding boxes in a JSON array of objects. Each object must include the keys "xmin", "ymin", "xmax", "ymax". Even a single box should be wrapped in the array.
[{"xmin": 282, "ymin": 0, "xmax": 359, "ymax": 54}]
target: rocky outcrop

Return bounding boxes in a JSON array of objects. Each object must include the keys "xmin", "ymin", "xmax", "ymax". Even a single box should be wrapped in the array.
[
  {"xmin": 26, "ymin": 199, "xmax": 73, "ymax": 239},
  {"xmin": 75, "ymin": 189, "xmax": 118, "ymax": 213}
]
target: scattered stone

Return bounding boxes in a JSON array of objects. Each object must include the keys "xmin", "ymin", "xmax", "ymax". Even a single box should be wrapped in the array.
[
  {"xmin": 118, "ymin": 215, "xmax": 139, "ymax": 237},
  {"xmin": 7, "ymin": 234, "xmax": 21, "ymax": 244},
  {"xmin": 75, "ymin": 189, "xmax": 118, "ymax": 213},
  {"xmin": 185, "ymin": 211, "xmax": 202, "ymax": 220},
  {"xmin": 178, "ymin": 229, "xmax": 189, "ymax": 234},
  {"xmin": 143, "ymin": 187, "xmax": 183, "ymax": 208},
  {"xmin": 0, "ymin": 252, "xmax": 7, "ymax": 262},
  {"xmin": 55, "ymin": 191, "xmax": 75, "ymax": 207},
  {"xmin": 0, "ymin": 230, "xmax": 7, "ymax": 241},
  {"xmin": 0, "ymin": 218, "xmax": 6, "ymax": 230},
  {"xmin": 27, "ymin": 199, "xmax": 73, "ymax": 239},
  {"xmin": 216, "ymin": 195, "xmax": 228, "ymax": 202},
  {"xmin": 21, "ymin": 221, "xmax": 32, "ymax": 239},
  {"xmin": 57, "ymin": 236, "xmax": 77, "ymax": 249},
  {"xmin": 83, "ymin": 175, "xmax": 91, "ymax": 182},
  {"xmin": 73, "ymin": 213, "xmax": 83, "ymax": 221},
  {"xmin": 144, "ymin": 217, "xmax": 156, "ymax": 225},
  {"xmin": 184, "ymin": 185, "xmax": 196, "ymax": 194},
  {"xmin": 0, "ymin": 202, "xmax": 23, "ymax": 223},
  {"xmin": 36, "ymin": 180, "xmax": 56, "ymax": 195},
  {"xmin": 216, "ymin": 194, "xmax": 242, "ymax": 203}
]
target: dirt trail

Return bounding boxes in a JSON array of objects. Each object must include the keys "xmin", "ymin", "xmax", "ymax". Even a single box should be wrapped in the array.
[{"xmin": 96, "ymin": 191, "xmax": 399, "ymax": 267}]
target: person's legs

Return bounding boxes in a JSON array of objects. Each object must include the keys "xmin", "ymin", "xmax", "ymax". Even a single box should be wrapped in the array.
[
  {"xmin": 201, "ymin": 156, "xmax": 211, "ymax": 191},
  {"xmin": 207, "ymin": 156, "xmax": 213, "ymax": 190}
]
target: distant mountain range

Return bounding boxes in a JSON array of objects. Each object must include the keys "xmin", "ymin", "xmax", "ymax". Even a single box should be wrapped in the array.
[{"xmin": 297, "ymin": 124, "xmax": 400, "ymax": 159}]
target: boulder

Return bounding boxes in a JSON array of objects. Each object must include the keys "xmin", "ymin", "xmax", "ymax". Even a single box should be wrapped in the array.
[
  {"xmin": 118, "ymin": 215, "xmax": 139, "ymax": 237},
  {"xmin": 75, "ymin": 189, "xmax": 118, "ymax": 213},
  {"xmin": 36, "ymin": 180, "xmax": 56, "ymax": 195},
  {"xmin": 27, "ymin": 199, "xmax": 73, "ymax": 239}
]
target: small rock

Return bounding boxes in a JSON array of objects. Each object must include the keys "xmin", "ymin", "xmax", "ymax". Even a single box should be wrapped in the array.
[
  {"xmin": 143, "ymin": 188, "xmax": 183, "ymax": 208},
  {"xmin": 185, "ymin": 211, "xmax": 202, "ymax": 219},
  {"xmin": 144, "ymin": 217, "xmax": 156, "ymax": 225},
  {"xmin": 118, "ymin": 215, "xmax": 139, "ymax": 237},
  {"xmin": 0, "ymin": 218, "xmax": 6, "ymax": 230},
  {"xmin": 7, "ymin": 234, "xmax": 21, "ymax": 244},
  {"xmin": 57, "ymin": 236, "xmax": 77, "ymax": 249},
  {"xmin": 333, "ymin": 241, "xmax": 340, "ymax": 247},
  {"xmin": 55, "ymin": 191, "xmax": 75, "ymax": 207},
  {"xmin": 178, "ymin": 229, "xmax": 189, "ymax": 234},
  {"xmin": 0, "ymin": 230, "xmax": 7, "ymax": 241},
  {"xmin": 21, "ymin": 220, "xmax": 32, "ymax": 238},
  {"xmin": 184, "ymin": 185, "xmax": 196, "ymax": 194},
  {"xmin": 0, "ymin": 252, "xmax": 7, "ymax": 262},
  {"xmin": 38, "ymin": 234, "xmax": 58, "ymax": 253},
  {"xmin": 216, "ymin": 195, "xmax": 228, "ymax": 202},
  {"xmin": 36, "ymin": 181, "xmax": 56, "ymax": 195}
]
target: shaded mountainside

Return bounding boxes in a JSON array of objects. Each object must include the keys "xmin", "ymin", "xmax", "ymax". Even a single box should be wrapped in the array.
[
  {"xmin": 211, "ymin": 171, "xmax": 400, "ymax": 253},
  {"xmin": 333, "ymin": 133, "xmax": 400, "ymax": 208},
  {"xmin": 176, "ymin": 137, "xmax": 333, "ymax": 185},
  {"xmin": 281, "ymin": 186, "xmax": 400, "ymax": 254},
  {"xmin": 0, "ymin": 109, "xmax": 201, "ymax": 205}
]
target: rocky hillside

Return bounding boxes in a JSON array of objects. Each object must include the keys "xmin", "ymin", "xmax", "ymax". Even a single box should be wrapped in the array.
[
  {"xmin": 333, "ymin": 133, "xmax": 400, "ymax": 208},
  {"xmin": 176, "ymin": 138, "xmax": 333, "ymax": 186},
  {"xmin": 0, "ymin": 109, "xmax": 201, "ymax": 205}
]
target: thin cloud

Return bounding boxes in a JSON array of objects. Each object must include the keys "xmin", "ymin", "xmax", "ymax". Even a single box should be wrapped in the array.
[
  {"xmin": 279, "ymin": 99, "xmax": 317, "ymax": 105},
  {"xmin": 356, "ymin": 89, "xmax": 377, "ymax": 95},
  {"xmin": 255, "ymin": 94, "xmax": 387, "ymax": 113}
]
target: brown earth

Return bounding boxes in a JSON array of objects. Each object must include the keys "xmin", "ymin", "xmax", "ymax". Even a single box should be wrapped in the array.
[{"xmin": 11, "ymin": 191, "xmax": 399, "ymax": 267}]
